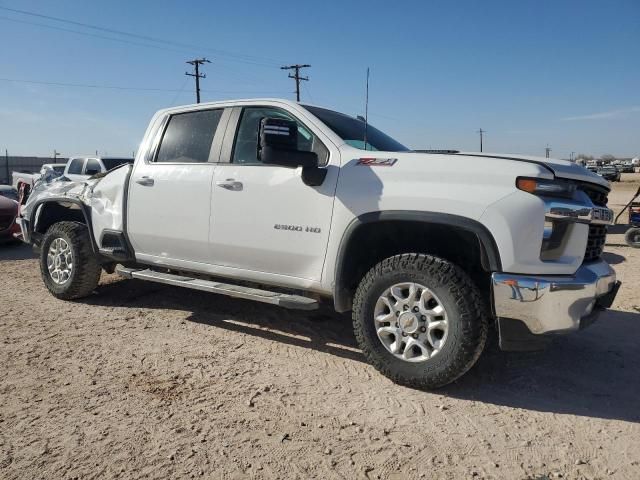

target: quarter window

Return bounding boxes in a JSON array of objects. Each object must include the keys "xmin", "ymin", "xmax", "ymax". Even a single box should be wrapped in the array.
[
  {"xmin": 155, "ymin": 109, "xmax": 223, "ymax": 163},
  {"xmin": 84, "ymin": 159, "xmax": 101, "ymax": 175},
  {"xmin": 232, "ymin": 107, "xmax": 329, "ymax": 165},
  {"xmin": 67, "ymin": 158, "xmax": 84, "ymax": 175}
]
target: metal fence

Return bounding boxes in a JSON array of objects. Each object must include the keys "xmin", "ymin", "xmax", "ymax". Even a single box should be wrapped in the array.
[{"xmin": 1, "ymin": 156, "xmax": 68, "ymax": 185}]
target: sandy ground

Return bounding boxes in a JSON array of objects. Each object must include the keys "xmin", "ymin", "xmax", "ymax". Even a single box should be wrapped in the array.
[{"xmin": 1, "ymin": 174, "xmax": 639, "ymax": 480}]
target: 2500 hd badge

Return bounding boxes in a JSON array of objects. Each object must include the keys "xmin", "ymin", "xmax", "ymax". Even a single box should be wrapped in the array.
[{"xmin": 274, "ymin": 224, "xmax": 321, "ymax": 233}]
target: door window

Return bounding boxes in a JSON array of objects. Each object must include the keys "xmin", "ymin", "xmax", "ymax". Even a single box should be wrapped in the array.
[
  {"xmin": 155, "ymin": 109, "xmax": 223, "ymax": 163},
  {"xmin": 232, "ymin": 107, "xmax": 329, "ymax": 165},
  {"xmin": 67, "ymin": 158, "xmax": 84, "ymax": 175},
  {"xmin": 84, "ymin": 159, "xmax": 101, "ymax": 175}
]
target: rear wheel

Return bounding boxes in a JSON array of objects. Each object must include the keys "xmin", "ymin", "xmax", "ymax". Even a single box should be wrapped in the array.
[
  {"xmin": 353, "ymin": 254, "xmax": 488, "ymax": 389},
  {"xmin": 625, "ymin": 227, "xmax": 640, "ymax": 248},
  {"xmin": 40, "ymin": 221, "xmax": 102, "ymax": 299}
]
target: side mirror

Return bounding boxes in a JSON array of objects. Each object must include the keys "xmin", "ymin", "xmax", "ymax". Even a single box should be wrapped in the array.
[{"xmin": 258, "ymin": 117, "xmax": 318, "ymax": 169}]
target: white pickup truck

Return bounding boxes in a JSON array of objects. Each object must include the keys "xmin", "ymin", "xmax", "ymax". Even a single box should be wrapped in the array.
[
  {"xmin": 13, "ymin": 157, "xmax": 133, "ymax": 200},
  {"xmin": 12, "ymin": 163, "xmax": 66, "ymax": 190},
  {"xmin": 17, "ymin": 99, "xmax": 620, "ymax": 388},
  {"xmin": 62, "ymin": 156, "xmax": 134, "ymax": 182}
]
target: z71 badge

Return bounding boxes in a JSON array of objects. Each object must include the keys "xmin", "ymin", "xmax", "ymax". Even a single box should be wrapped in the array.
[
  {"xmin": 356, "ymin": 157, "xmax": 398, "ymax": 166},
  {"xmin": 274, "ymin": 224, "xmax": 321, "ymax": 233}
]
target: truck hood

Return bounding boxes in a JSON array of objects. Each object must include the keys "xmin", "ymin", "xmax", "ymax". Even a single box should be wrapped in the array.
[{"xmin": 457, "ymin": 152, "xmax": 609, "ymax": 188}]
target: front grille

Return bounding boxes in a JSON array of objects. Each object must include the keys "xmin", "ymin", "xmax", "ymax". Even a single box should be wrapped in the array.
[
  {"xmin": 584, "ymin": 224, "xmax": 607, "ymax": 262},
  {"xmin": 577, "ymin": 182, "xmax": 610, "ymax": 262}
]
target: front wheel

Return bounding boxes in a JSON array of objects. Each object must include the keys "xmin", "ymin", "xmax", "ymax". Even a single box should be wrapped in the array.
[
  {"xmin": 352, "ymin": 254, "xmax": 488, "ymax": 389},
  {"xmin": 625, "ymin": 227, "xmax": 640, "ymax": 248},
  {"xmin": 40, "ymin": 221, "xmax": 102, "ymax": 299}
]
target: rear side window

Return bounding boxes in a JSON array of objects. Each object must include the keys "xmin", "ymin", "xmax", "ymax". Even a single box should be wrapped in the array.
[
  {"xmin": 67, "ymin": 158, "xmax": 84, "ymax": 174},
  {"xmin": 84, "ymin": 159, "xmax": 101, "ymax": 175},
  {"xmin": 155, "ymin": 109, "xmax": 223, "ymax": 163},
  {"xmin": 101, "ymin": 158, "xmax": 133, "ymax": 170}
]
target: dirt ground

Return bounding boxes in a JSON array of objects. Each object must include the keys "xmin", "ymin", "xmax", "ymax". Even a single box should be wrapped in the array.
[{"xmin": 1, "ymin": 174, "xmax": 639, "ymax": 480}]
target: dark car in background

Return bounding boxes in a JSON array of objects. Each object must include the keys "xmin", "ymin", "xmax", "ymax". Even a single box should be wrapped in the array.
[
  {"xmin": 597, "ymin": 166, "xmax": 621, "ymax": 182},
  {"xmin": 620, "ymin": 163, "xmax": 635, "ymax": 173},
  {"xmin": 0, "ymin": 185, "xmax": 19, "ymax": 202},
  {"xmin": 0, "ymin": 195, "xmax": 20, "ymax": 243}
]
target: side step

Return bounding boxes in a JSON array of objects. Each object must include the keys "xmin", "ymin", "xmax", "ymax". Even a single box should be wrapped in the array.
[{"xmin": 115, "ymin": 266, "xmax": 319, "ymax": 310}]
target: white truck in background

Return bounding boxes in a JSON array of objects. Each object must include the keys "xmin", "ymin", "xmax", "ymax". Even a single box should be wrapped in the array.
[
  {"xmin": 62, "ymin": 156, "xmax": 134, "ymax": 182},
  {"xmin": 17, "ymin": 99, "xmax": 620, "ymax": 388},
  {"xmin": 12, "ymin": 157, "xmax": 133, "ymax": 201},
  {"xmin": 12, "ymin": 163, "xmax": 66, "ymax": 189}
]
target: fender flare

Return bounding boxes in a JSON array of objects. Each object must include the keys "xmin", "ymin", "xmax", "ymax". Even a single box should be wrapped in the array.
[
  {"xmin": 333, "ymin": 211, "xmax": 502, "ymax": 312},
  {"xmin": 29, "ymin": 197, "xmax": 99, "ymax": 253}
]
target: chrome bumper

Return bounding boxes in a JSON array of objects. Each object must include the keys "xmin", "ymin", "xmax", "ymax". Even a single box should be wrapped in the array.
[{"xmin": 492, "ymin": 259, "xmax": 619, "ymax": 335}]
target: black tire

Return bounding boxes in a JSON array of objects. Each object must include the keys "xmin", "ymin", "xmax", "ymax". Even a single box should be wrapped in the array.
[
  {"xmin": 353, "ymin": 254, "xmax": 488, "ymax": 389},
  {"xmin": 625, "ymin": 227, "xmax": 640, "ymax": 248},
  {"xmin": 40, "ymin": 221, "xmax": 102, "ymax": 299}
]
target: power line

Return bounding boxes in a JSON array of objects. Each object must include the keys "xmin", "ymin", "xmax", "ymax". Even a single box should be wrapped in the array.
[
  {"xmin": 0, "ymin": 6, "xmax": 285, "ymax": 67},
  {"xmin": 0, "ymin": 77, "xmax": 183, "ymax": 92},
  {"xmin": 186, "ymin": 58, "xmax": 211, "ymax": 104},
  {"xmin": 170, "ymin": 77, "xmax": 191, "ymax": 105},
  {"xmin": 0, "ymin": 15, "xmax": 191, "ymax": 54},
  {"xmin": 0, "ymin": 14, "xmax": 284, "ymax": 94},
  {"xmin": 281, "ymin": 64, "xmax": 310, "ymax": 102},
  {"xmin": 477, "ymin": 128, "xmax": 486, "ymax": 152},
  {"xmin": 0, "ymin": 77, "xmax": 289, "ymax": 95}
]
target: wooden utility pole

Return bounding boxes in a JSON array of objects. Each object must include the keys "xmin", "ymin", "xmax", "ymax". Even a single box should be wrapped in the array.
[
  {"xmin": 4, "ymin": 149, "xmax": 9, "ymax": 185},
  {"xmin": 185, "ymin": 58, "xmax": 211, "ymax": 104},
  {"xmin": 477, "ymin": 128, "xmax": 486, "ymax": 152},
  {"xmin": 281, "ymin": 64, "xmax": 310, "ymax": 102}
]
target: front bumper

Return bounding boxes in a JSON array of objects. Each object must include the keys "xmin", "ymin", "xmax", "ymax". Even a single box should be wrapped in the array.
[{"xmin": 492, "ymin": 259, "xmax": 619, "ymax": 337}]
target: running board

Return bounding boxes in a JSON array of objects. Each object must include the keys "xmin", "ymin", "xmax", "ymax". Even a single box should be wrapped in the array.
[{"xmin": 115, "ymin": 266, "xmax": 319, "ymax": 310}]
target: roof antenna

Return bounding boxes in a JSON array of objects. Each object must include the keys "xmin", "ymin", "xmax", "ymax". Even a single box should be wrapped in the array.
[{"xmin": 363, "ymin": 67, "xmax": 370, "ymax": 151}]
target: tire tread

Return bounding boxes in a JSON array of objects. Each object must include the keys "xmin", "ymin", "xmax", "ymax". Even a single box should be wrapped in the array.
[
  {"xmin": 40, "ymin": 221, "xmax": 101, "ymax": 300},
  {"xmin": 352, "ymin": 253, "xmax": 488, "ymax": 389}
]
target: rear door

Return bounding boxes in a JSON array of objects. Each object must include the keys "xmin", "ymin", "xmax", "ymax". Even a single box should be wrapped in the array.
[{"xmin": 127, "ymin": 107, "xmax": 228, "ymax": 265}]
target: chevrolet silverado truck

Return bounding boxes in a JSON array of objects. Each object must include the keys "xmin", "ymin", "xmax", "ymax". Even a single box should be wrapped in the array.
[{"xmin": 17, "ymin": 99, "xmax": 620, "ymax": 388}]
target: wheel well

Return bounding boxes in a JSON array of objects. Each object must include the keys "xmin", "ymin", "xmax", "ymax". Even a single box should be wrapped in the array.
[
  {"xmin": 34, "ymin": 201, "xmax": 87, "ymax": 235},
  {"xmin": 334, "ymin": 220, "xmax": 496, "ymax": 312}
]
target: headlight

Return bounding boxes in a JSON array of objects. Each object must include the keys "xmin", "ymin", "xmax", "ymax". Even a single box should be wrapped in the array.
[{"xmin": 516, "ymin": 177, "xmax": 576, "ymax": 198}]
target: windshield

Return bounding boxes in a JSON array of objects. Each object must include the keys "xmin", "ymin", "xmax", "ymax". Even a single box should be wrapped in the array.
[
  {"xmin": 101, "ymin": 158, "xmax": 134, "ymax": 170},
  {"xmin": 302, "ymin": 105, "xmax": 409, "ymax": 152}
]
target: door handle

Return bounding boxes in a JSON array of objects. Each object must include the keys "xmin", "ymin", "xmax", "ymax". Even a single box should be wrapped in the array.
[
  {"xmin": 216, "ymin": 179, "xmax": 243, "ymax": 191},
  {"xmin": 136, "ymin": 176, "xmax": 154, "ymax": 186}
]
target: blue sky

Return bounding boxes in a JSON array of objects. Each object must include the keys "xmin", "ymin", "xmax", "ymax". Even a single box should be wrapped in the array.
[{"xmin": 0, "ymin": 0, "xmax": 638, "ymax": 158}]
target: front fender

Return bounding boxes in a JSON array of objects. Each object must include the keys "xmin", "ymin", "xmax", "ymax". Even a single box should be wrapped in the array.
[{"xmin": 332, "ymin": 211, "xmax": 502, "ymax": 312}]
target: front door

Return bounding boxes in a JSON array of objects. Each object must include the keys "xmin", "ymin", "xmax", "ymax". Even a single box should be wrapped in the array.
[
  {"xmin": 127, "ymin": 107, "xmax": 226, "ymax": 265},
  {"xmin": 209, "ymin": 105, "xmax": 339, "ymax": 281}
]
